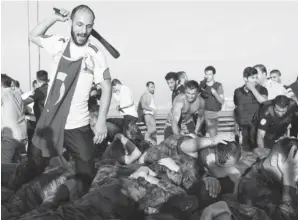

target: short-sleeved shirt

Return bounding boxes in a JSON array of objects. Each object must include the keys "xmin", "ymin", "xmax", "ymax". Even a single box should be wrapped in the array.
[
  {"xmin": 30, "ymin": 83, "xmax": 48, "ymax": 122},
  {"xmin": 113, "ymin": 85, "xmax": 138, "ymax": 117},
  {"xmin": 39, "ymin": 34, "xmax": 109, "ymax": 129},
  {"xmin": 1, "ymin": 88, "xmax": 27, "ymax": 140},
  {"xmin": 255, "ymin": 101, "xmax": 297, "ymax": 139},
  {"xmin": 172, "ymin": 85, "xmax": 185, "ymax": 103},
  {"xmin": 234, "ymin": 85, "xmax": 268, "ymax": 125},
  {"xmin": 263, "ymin": 79, "xmax": 287, "ymax": 100}
]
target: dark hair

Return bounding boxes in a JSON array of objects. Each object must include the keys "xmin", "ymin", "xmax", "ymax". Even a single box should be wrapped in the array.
[
  {"xmin": 112, "ymin": 79, "xmax": 122, "ymax": 86},
  {"xmin": 146, "ymin": 81, "xmax": 155, "ymax": 87},
  {"xmin": 185, "ymin": 80, "xmax": 200, "ymax": 91},
  {"xmin": 14, "ymin": 80, "xmax": 20, "ymax": 88},
  {"xmin": 215, "ymin": 142, "xmax": 241, "ymax": 166},
  {"xmin": 32, "ymin": 80, "xmax": 37, "ymax": 87},
  {"xmin": 268, "ymin": 137, "xmax": 298, "ymax": 163},
  {"xmin": 71, "ymin": 5, "xmax": 95, "ymax": 21},
  {"xmin": 165, "ymin": 72, "xmax": 178, "ymax": 81},
  {"xmin": 204, "ymin": 66, "xmax": 216, "ymax": 74},
  {"xmin": 270, "ymin": 69, "xmax": 281, "ymax": 76},
  {"xmin": 36, "ymin": 70, "xmax": 48, "ymax": 82},
  {"xmin": 243, "ymin": 67, "xmax": 258, "ymax": 78},
  {"xmin": 273, "ymin": 95, "xmax": 290, "ymax": 108},
  {"xmin": 176, "ymin": 71, "xmax": 186, "ymax": 79},
  {"xmin": 254, "ymin": 64, "xmax": 267, "ymax": 75},
  {"xmin": 199, "ymin": 141, "xmax": 241, "ymax": 167},
  {"xmin": 1, "ymin": 74, "xmax": 12, "ymax": 88}
]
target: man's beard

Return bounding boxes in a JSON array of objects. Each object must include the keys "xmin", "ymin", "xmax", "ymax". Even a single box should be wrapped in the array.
[{"xmin": 71, "ymin": 28, "xmax": 91, "ymax": 46}]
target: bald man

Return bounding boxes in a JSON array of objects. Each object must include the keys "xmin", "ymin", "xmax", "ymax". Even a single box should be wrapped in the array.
[{"xmin": 14, "ymin": 5, "xmax": 112, "ymax": 209}]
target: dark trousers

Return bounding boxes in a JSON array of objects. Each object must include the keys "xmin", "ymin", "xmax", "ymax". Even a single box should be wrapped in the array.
[
  {"xmin": 1, "ymin": 137, "xmax": 27, "ymax": 164},
  {"xmin": 14, "ymin": 125, "xmax": 95, "ymax": 200},
  {"xmin": 240, "ymin": 123, "xmax": 256, "ymax": 150},
  {"xmin": 106, "ymin": 115, "xmax": 139, "ymax": 141}
]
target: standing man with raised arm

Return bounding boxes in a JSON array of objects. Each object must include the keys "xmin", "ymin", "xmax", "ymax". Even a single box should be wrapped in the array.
[{"xmin": 14, "ymin": 5, "xmax": 112, "ymax": 209}]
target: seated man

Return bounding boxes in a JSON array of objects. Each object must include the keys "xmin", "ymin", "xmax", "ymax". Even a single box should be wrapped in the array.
[
  {"xmin": 253, "ymin": 95, "xmax": 297, "ymax": 149},
  {"xmin": 237, "ymin": 137, "xmax": 298, "ymax": 220},
  {"xmin": 164, "ymin": 80, "xmax": 205, "ymax": 139}
]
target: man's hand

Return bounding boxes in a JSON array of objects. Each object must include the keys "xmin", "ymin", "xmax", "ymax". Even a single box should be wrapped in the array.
[
  {"xmin": 200, "ymin": 201, "xmax": 232, "ymax": 220},
  {"xmin": 54, "ymin": 8, "xmax": 70, "ymax": 22},
  {"xmin": 277, "ymin": 145, "xmax": 298, "ymax": 187},
  {"xmin": 211, "ymin": 88, "xmax": 217, "ymax": 96},
  {"xmin": 245, "ymin": 81, "xmax": 255, "ymax": 91},
  {"xmin": 158, "ymin": 158, "xmax": 180, "ymax": 172},
  {"xmin": 129, "ymin": 166, "xmax": 157, "ymax": 180},
  {"xmin": 203, "ymin": 177, "xmax": 221, "ymax": 198},
  {"xmin": 213, "ymin": 133, "xmax": 235, "ymax": 145},
  {"xmin": 93, "ymin": 121, "xmax": 107, "ymax": 144}
]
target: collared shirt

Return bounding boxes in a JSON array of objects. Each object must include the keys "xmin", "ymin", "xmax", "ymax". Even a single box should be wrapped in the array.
[
  {"xmin": 39, "ymin": 35, "xmax": 108, "ymax": 129},
  {"xmin": 263, "ymin": 79, "xmax": 287, "ymax": 100},
  {"xmin": 172, "ymin": 84, "xmax": 185, "ymax": 103},
  {"xmin": 234, "ymin": 85, "xmax": 268, "ymax": 125},
  {"xmin": 1, "ymin": 88, "xmax": 27, "ymax": 140},
  {"xmin": 113, "ymin": 85, "xmax": 138, "ymax": 117}
]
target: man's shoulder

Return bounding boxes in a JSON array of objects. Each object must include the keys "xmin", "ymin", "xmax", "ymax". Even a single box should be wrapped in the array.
[{"xmin": 86, "ymin": 40, "xmax": 105, "ymax": 59}]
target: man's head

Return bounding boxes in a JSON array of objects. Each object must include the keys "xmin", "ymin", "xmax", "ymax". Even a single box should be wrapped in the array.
[
  {"xmin": 70, "ymin": 5, "xmax": 95, "ymax": 46},
  {"xmin": 165, "ymin": 72, "xmax": 178, "ymax": 91},
  {"xmin": 204, "ymin": 66, "xmax": 216, "ymax": 83},
  {"xmin": 184, "ymin": 80, "xmax": 200, "ymax": 103},
  {"xmin": 270, "ymin": 69, "xmax": 282, "ymax": 84},
  {"xmin": 273, "ymin": 95, "xmax": 290, "ymax": 117},
  {"xmin": 32, "ymin": 80, "xmax": 38, "ymax": 90},
  {"xmin": 1, "ymin": 74, "xmax": 12, "ymax": 88},
  {"xmin": 243, "ymin": 67, "xmax": 258, "ymax": 86},
  {"xmin": 36, "ymin": 70, "xmax": 48, "ymax": 87},
  {"xmin": 199, "ymin": 141, "xmax": 241, "ymax": 168},
  {"xmin": 254, "ymin": 64, "xmax": 267, "ymax": 85},
  {"xmin": 177, "ymin": 71, "xmax": 188, "ymax": 86},
  {"xmin": 111, "ymin": 79, "xmax": 122, "ymax": 93},
  {"xmin": 146, "ymin": 81, "xmax": 155, "ymax": 94},
  {"xmin": 264, "ymin": 137, "xmax": 298, "ymax": 181}
]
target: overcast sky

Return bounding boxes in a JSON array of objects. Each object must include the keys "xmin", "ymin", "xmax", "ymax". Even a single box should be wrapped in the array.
[{"xmin": 2, "ymin": 1, "xmax": 298, "ymax": 110}]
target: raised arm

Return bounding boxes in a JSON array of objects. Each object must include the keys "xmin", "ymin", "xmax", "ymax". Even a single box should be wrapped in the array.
[
  {"xmin": 29, "ymin": 9, "xmax": 69, "ymax": 46},
  {"xmin": 195, "ymin": 98, "xmax": 205, "ymax": 135}
]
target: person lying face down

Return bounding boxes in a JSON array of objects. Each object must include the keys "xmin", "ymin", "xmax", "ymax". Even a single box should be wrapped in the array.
[{"xmin": 237, "ymin": 137, "xmax": 298, "ymax": 220}]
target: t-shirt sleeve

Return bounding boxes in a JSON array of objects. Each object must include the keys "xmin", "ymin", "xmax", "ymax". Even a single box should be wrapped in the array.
[
  {"xmin": 258, "ymin": 113, "xmax": 271, "ymax": 131},
  {"xmin": 92, "ymin": 49, "xmax": 109, "ymax": 84},
  {"xmin": 259, "ymin": 86, "xmax": 268, "ymax": 97},
  {"xmin": 39, "ymin": 34, "xmax": 64, "ymax": 57}
]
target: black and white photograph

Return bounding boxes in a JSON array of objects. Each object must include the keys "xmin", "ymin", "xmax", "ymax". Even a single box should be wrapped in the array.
[{"xmin": 1, "ymin": 0, "xmax": 298, "ymax": 220}]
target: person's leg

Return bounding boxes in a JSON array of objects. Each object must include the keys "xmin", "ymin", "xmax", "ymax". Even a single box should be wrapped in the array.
[
  {"xmin": 164, "ymin": 126, "xmax": 174, "ymax": 139},
  {"xmin": 144, "ymin": 114, "xmax": 157, "ymax": 144},
  {"xmin": 240, "ymin": 125, "xmax": 250, "ymax": 151},
  {"xmin": 106, "ymin": 118, "xmax": 124, "ymax": 142},
  {"xmin": 206, "ymin": 117, "xmax": 219, "ymax": 137},
  {"xmin": 1, "ymin": 137, "xmax": 19, "ymax": 164},
  {"xmin": 63, "ymin": 125, "xmax": 96, "ymax": 201}
]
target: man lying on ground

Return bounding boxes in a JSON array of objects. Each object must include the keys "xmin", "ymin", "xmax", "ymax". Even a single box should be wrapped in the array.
[{"xmin": 237, "ymin": 137, "xmax": 298, "ymax": 220}]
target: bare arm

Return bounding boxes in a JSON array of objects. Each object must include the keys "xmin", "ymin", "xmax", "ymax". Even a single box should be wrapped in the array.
[
  {"xmin": 97, "ymin": 76, "xmax": 112, "ymax": 126},
  {"xmin": 195, "ymin": 99, "xmax": 205, "ymax": 134},
  {"xmin": 29, "ymin": 10, "xmax": 68, "ymax": 46},
  {"xmin": 257, "ymin": 129, "xmax": 266, "ymax": 148},
  {"xmin": 171, "ymin": 100, "xmax": 184, "ymax": 135},
  {"xmin": 250, "ymin": 87, "xmax": 268, "ymax": 103},
  {"xmin": 213, "ymin": 85, "xmax": 225, "ymax": 104}
]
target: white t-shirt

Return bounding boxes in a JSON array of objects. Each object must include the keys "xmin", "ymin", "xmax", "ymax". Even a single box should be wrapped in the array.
[
  {"xmin": 1, "ymin": 88, "xmax": 27, "ymax": 140},
  {"xmin": 39, "ymin": 35, "xmax": 108, "ymax": 129},
  {"xmin": 22, "ymin": 90, "xmax": 36, "ymax": 122},
  {"xmin": 113, "ymin": 85, "xmax": 138, "ymax": 117},
  {"xmin": 263, "ymin": 79, "xmax": 287, "ymax": 100}
]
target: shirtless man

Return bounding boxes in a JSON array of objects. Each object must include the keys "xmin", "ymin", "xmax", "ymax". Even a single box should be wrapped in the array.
[{"xmin": 164, "ymin": 80, "xmax": 205, "ymax": 139}]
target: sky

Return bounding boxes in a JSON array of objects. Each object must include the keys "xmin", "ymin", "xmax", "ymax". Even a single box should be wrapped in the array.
[{"xmin": 2, "ymin": 1, "xmax": 298, "ymax": 111}]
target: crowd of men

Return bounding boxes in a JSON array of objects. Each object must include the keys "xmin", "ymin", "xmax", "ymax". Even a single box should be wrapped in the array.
[{"xmin": 1, "ymin": 4, "xmax": 298, "ymax": 220}]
